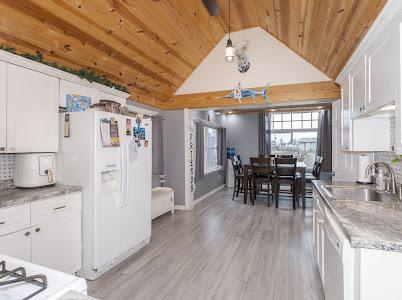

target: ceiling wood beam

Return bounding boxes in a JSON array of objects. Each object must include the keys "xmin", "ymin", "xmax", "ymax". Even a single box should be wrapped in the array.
[
  {"xmin": 0, "ymin": 0, "xmax": 177, "ymax": 88},
  {"xmin": 163, "ymin": 81, "xmax": 340, "ymax": 110}
]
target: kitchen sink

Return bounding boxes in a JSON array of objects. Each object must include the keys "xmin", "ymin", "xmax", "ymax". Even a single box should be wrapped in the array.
[{"xmin": 321, "ymin": 185, "xmax": 391, "ymax": 202}]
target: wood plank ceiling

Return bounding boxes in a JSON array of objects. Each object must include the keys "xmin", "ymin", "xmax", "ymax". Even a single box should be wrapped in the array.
[{"xmin": 0, "ymin": 0, "xmax": 387, "ymax": 108}]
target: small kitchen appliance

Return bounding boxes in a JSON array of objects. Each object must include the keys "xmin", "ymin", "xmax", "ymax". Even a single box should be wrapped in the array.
[
  {"xmin": 356, "ymin": 154, "xmax": 373, "ymax": 184},
  {"xmin": 13, "ymin": 153, "xmax": 57, "ymax": 188}
]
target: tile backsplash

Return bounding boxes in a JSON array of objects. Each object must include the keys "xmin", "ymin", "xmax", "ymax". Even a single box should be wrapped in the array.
[
  {"xmin": 374, "ymin": 152, "xmax": 402, "ymax": 184},
  {"xmin": 0, "ymin": 154, "xmax": 15, "ymax": 189},
  {"xmin": 0, "ymin": 154, "xmax": 15, "ymax": 180}
]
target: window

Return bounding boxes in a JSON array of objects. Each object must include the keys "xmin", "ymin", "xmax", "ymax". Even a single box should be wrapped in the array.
[
  {"xmin": 204, "ymin": 127, "xmax": 220, "ymax": 173},
  {"xmin": 269, "ymin": 111, "xmax": 319, "ymax": 168}
]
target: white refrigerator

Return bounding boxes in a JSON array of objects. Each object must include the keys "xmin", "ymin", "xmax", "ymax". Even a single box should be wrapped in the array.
[{"xmin": 57, "ymin": 109, "xmax": 152, "ymax": 280}]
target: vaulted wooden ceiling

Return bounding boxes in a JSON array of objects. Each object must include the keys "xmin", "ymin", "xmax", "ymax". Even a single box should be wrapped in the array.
[{"xmin": 0, "ymin": 0, "xmax": 387, "ymax": 108}]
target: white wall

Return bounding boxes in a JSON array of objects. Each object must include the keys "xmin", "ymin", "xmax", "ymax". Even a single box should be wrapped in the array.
[{"xmin": 175, "ymin": 27, "xmax": 330, "ymax": 95}]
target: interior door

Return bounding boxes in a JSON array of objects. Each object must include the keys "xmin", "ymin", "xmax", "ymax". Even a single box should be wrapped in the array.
[
  {"xmin": 93, "ymin": 110, "xmax": 123, "ymax": 268},
  {"xmin": 0, "ymin": 229, "xmax": 31, "ymax": 262},
  {"xmin": 7, "ymin": 64, "xmax": 59, "ymax": 153},
  {"xmin": 0, "ymin": 61, "xmax": 6, "ymax": 153},
  {"xmin": 122, "ymin": 117, "xmax": 152, "ymax": 252}
]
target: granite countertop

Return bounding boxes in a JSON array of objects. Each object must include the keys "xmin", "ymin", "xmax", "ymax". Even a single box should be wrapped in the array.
[
  {"xmin": 0, "ymin": 184, "xmax": 81, "ymax": 208},
  {"xmin": 313, "ymin": 180, "xmax": 402, "ymax": 252}
]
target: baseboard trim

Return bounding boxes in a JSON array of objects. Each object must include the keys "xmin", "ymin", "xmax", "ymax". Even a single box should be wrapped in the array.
[
  {"xmin": 193, "ymin": 184, "xmax": 225, "ymax": 205},
  {"xmin": 174, "ymin": 205, "xmax": 187, "ymax": 210}
]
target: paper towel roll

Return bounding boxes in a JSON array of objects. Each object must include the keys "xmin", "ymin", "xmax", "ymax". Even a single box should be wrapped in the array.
[{"xmin": 357, "ymin": 155, "xmax": 371, "ymax": 183}]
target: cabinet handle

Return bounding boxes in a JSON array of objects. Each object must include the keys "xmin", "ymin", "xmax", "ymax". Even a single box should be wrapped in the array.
[
  {"xmin": 53, "ymin": 205, "xmax": 66, "ymax": 210},
  {"xmin": 35, "ymin": 228, "xmax": 40, "ymax": 233},
  {"xmin": 25, "ymin": 231, "xmax": 30, "ymax": 237},
  {"xmin": 0, "ymin": 222, "xmax": 4, "ymax": 225}
]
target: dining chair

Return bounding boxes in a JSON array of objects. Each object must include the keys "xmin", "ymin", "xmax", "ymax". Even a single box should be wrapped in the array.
[
  {"xmin": 250, "ymin": 157, "xmax": 275, "ymax": 206},
  {"xmin": 231, "ymin": 157, "xmax": 247, "ymax": 200},
  {"xmin": 298, "ymin": 156, "xmax": 323, "ymax": 198},
  {"xmin": 277, "ymin": 154, "xmax": 294, "ymax": 158},
  {"xmin": 274, "ymin": 158, "xmax": 298, "ymax": 209}
]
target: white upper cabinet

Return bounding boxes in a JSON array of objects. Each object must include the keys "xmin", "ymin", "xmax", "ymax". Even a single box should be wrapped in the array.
[
  {"xmin": 59, "ymin": 79, "xmax": 98, "ymax": 108},
  {"xmin": 341, "ymin": 75, "xmax": 352, "ymax": 151},
  {"xmin": 6, "ymin": 64, "xmax": 59, "ymax": 153},
  {"xmin": 97, "ymin": 91, "xmax": 127, "ymax": 106},
  {"xmin": 0, "ymin": 61, "xmax": 6, "ymax": 153},
  {"xmin": 366, "ymin": 24, "xmax": 398, "ymax": 112},
  {"xmin": 350, "ymin": 56, "xmax": 367, "ymax": 119}
]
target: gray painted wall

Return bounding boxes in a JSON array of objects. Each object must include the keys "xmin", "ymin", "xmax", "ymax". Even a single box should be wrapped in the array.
[
  {"xmin": 226, "ymin": 113, "xmax": 259, "ymax": 163},
  {"xmin": 164, "ymin": 110, "xmax": 186, "ymax": 205},
  {"xmin": 192, "ymin": 110, "xmax": 226, "ymax": 199}
]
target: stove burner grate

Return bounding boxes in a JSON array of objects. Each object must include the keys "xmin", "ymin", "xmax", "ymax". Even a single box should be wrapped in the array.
[{"xmin": 0, "ymin": 261, "xmax": 48, "ymax": 300}]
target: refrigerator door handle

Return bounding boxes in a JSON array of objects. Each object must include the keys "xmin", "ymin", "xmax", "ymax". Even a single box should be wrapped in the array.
[
  {"xmin": 124, "ymin": 137, "xmax": 130, "ymax": 206},
  {"xmin": 119, "ymin": 144, "xmax": 126, "ymax": 208}
]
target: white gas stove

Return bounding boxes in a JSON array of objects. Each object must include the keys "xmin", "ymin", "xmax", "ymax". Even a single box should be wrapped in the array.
[{"xmin": 0, "ymin": 254, "xmax": 87, "ymax": 300}]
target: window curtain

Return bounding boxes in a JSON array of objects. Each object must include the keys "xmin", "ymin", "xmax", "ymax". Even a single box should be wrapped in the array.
[
  {"xmin": 316, "ymin": 110, "xmax": 332, "ymax": 172},
  {"xmin": 258, "ymin": 113, "xmax": 267, "ymax": 156},
  {"xmin": 195, "ymin": 122, "xmax": 205, "ymax": 181},
  {"xmin": 217, "ymin": 127, "xmax": 227, "ymax": 170},
  {"xmin": 152, "ymin": 115, "xmax": 164, "ymax": 175},
  {"xmin": 266, "ymin": 113, "xmax": 272, "ymax": 156}
]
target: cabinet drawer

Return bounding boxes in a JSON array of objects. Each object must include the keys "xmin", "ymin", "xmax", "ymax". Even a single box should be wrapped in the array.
[
  {"xmin": 0, "ymin": 204, "xmax": 30, "ymax": 236},
  {"xmin": 31, "ymin": 192, "xmax": 81, "ymax": 226}
]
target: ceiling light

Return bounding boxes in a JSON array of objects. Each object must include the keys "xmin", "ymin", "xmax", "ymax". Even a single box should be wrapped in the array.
[
  {"xmin": 225, "ymin": 39, "xmax": 235, "ymax": 63},
  {"xmin": 225, "ymin": 0, "xmax": 235, "ymax": 63},
  {"xmin": 271, "ymin": 109, "xmax": 276, "ymax": 112},
  {"xmin": 380, "ymin": 104, "xmax": 396, "ymax": 111},
  {"xmin": 317, "ymin": 106, "xmax": 323, "ymax": 109},
  {"xmin": 216, "ymin": 112, "xmax": 222, "ymax": 115},
  {"xmin": 228, "ymin": 111, "xmax": 233, "ymax": 114}
]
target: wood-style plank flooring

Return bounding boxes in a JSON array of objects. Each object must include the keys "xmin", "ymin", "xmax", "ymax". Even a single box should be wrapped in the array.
[{"xmin": 88, "ymin": 189, "xmax": 324, "ymax": 300}]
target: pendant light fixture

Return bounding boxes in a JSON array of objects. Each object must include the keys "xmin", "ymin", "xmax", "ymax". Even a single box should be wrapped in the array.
[{"xmin": 225, "ymin": 0, "xmax": 235, "ymax": 63}]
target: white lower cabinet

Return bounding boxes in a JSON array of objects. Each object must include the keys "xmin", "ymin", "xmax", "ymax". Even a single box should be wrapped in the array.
[
  {"xmin": 0, "ymin": 192, "xmax": 81, "ymax": 274},
  {"xmin": 0, "ymin": 229, "xmax": 31, "ymax": 262},
  {"xmin": 31, "ymin": 213, "xmax": 81, "ymax": 274}
]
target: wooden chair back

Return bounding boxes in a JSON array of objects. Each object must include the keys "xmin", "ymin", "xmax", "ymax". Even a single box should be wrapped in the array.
[
  {"xmin": 275, "ymin": 158, "xmax": 298, "ymax": 179},
  {"xmin": 250, "ymin": 157, "xmax": 271, "ymax": 177},
  {"xmin": 312, "ymin": 156, "xmax": 324, "ymax": 179},
  {"xmin": 277, "ymin": 154, "xmax": 294, "ymax": 159},
  {"xmin": 231, "ymin": 157, "xmax": 243, "ymax": 176}
]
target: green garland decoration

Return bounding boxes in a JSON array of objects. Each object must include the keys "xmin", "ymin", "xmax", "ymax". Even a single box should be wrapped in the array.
[{"xmin": 0, "ymin": 45, "xmax": 129, "ymax": 93}]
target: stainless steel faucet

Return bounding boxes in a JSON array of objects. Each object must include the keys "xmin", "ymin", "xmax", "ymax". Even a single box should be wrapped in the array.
[{"xmin": 366, "ymin": 161, "xmax": 397, "ymax": 194}]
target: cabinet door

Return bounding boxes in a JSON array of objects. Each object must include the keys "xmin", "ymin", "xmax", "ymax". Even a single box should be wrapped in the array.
[
  {"xmin": 6, "ymin": 64, "xmax": 59, "ymax": 153},
  {"xmin": 59, "ymin": 79, "xmax": 97, "ymax": 108},
  {"xmin": 97, "ymin": 91, "xmax": 126, "ymax": 106},
  {"xmin": 31, "ymin": 213, "xmax": 81, "ymax": 274},
  {"xmin": 350, "ymin": 56, "xmax": 367, "ymax": 118},
  {"xmin": 341, "ymin": 76, "xmax": 352, "ymax": 151},
  {"xmin": 0, "ymin": 229, "xmax": 31, "ymax": 262},
  {"xmin": 366, "ymin": 25, "xmax": 398, "ymax": 112},
  {"xmin": 0, "ymin": 61, "xmax": 6, "ymax": 153}
]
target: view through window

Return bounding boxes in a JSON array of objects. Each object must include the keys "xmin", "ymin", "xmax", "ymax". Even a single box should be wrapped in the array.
[
  {"xmin": 204, "ymin": 127, "xmax": 220, "ymax": 173},
  {"xmin": 269, "ymin": 111, "xmax": 319, "ymax": 168}
]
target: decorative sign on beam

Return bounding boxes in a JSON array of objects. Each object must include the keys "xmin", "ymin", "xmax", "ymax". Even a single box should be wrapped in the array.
[{"xmin": 163, "ymin": 81, "xmax": 340, "ymax": 110}]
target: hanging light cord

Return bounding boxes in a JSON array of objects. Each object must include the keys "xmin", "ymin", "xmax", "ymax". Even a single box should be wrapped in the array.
[{"xmin": 228, "ymin": 0, "xmax": 231, "ymax": 39}]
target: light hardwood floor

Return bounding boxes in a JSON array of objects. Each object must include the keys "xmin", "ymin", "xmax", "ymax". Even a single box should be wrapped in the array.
[{"xmin": 88, "ymin": 189, "xmax": 324, "ymax": 300}]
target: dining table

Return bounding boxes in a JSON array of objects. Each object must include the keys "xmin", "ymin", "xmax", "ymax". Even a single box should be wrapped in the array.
[{"xmin": 243, "ymin": 161, "xmax": 307, "ymax": 209}]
